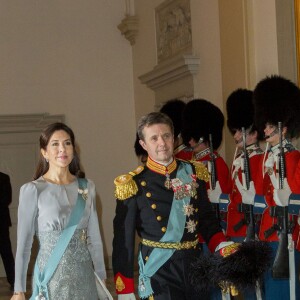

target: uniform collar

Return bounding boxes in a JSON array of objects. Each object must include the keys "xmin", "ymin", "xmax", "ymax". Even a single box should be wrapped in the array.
[
  {"xmin": 269, "ymin": 139, "xmax": 291, "ymax": 154},
  {"xmin": 146, "ymin": 156, "xmax": 177, "ymax": 175},
  {"xmin": 174, "ymin": 143, "xmax": 188, "ymax": 155},
  {"xmin": 193, "ymin": 147, "xmax": 210, "ymax": 160},
  {"xmin": 245, "ymin": 143, "xmax": 263, "ymax": 155}
]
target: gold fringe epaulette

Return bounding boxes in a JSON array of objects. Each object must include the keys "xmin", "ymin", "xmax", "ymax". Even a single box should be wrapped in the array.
[
  {"xmin": 114, "ymin": 166, "xmax": 144, "ymax": 200},
  {"xmin": 190, "ymin": 160, "xmax": 210, "ymax": 182}
]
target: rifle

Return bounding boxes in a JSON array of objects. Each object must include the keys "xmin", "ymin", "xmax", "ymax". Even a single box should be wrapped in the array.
[
  {"xmin": 272, "ymin": 121, "xmax": 289, "ymax": 279},
  {"xmin": 209, "ymin": 134, "xmax": 221, "ymax": 222},
  {"xmin": 240, "ymin": 127, "xmax": 255, "ymax": 241}
]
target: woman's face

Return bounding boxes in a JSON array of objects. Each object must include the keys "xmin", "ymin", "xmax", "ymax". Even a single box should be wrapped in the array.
[{"xmin": 41, "ymin": 130, "xmax": 74, "ymax": 170}]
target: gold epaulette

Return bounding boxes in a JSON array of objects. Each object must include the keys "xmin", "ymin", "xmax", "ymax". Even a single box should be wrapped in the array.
[
  {"xmin": 114, "ymin": 166, "xmax": 144, "ymax": 200},
  {"xmin": 190, "ymin": 160, "xmax": 210, "ymax": 182}
]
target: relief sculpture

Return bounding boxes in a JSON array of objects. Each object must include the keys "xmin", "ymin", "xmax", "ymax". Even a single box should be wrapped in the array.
[{"xmin": 156, "ymin": 0, "xmax": 192, "ymax": 62}]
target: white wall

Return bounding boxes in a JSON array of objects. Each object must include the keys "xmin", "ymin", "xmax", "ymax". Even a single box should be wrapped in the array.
[{"xmin": 0, "ymin": 1, "xmax": 137, "ymax": 267}]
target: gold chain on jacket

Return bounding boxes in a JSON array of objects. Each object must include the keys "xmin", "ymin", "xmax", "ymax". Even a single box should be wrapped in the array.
[{"xmin": 141, "ymin": 238, "xmax": 198, "ymax": 250}]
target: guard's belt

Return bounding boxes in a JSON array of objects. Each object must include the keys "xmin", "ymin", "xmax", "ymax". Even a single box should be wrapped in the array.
[{"xmin": 141, "ymin": 238, "xmax": 198, "ymax": 250}]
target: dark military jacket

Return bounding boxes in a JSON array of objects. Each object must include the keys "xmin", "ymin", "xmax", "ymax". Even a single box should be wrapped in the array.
[{"xmin": 112, "ymin": 158, "xmax": 226, "ymax": 294}]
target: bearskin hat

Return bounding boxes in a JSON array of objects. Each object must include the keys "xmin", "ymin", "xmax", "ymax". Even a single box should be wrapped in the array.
[
  {"xmin": 226, "ymin": 89, "xmax": 254, "ymax": 132},
  {"xmin": 181, "ymin": 99, "xmax": 224, "ymax": 150},
  {"xmin": 253, "ymin": 75, "xmax": 300, "ymax": 139},
  {"xmin": 226, "ymin": 88, "xmax": 263, "ymax": 141},
  {"xmin": 160, "ymin": 99, "xmax": 186, "ymax": 138}
]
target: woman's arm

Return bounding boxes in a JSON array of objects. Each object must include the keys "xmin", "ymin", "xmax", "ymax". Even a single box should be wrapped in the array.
[{"xmin": 14, "ymin": 182, "xmax": 38, "ymax": 293}]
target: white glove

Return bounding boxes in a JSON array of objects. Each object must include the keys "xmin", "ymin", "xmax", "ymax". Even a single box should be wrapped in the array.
[
  {"xmin": 273, "ymin": 178, "xmax": 291, "ymax": 207},
  {"xmin": 215, "ymin": 241, "xmax": 234, "ymax": 252},
  {"xmin": 207, "ymin": 181, "xmax": 222, "ymax": 204},
  {"xmin": 235, "ymin": 179, "xmax": 256, "ymax": 205},
  {"xmin": 118, "ymin": 293, "xmax": 137, "ymax": 300}
]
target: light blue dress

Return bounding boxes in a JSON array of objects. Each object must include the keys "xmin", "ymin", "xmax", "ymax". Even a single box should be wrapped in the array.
[{"xmin": 14, "ymin": 177, "xmax": 106, "ymax": 300}]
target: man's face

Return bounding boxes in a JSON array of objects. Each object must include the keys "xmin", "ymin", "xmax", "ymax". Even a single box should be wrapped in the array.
[
  {"xmin": 264, "ymin": 123, "xmax": 281, "ymax": 146},
  {"xmin": 233, "ymin": 129, "xmax": 257, "ymax": 149},
  {"xmin": 189, "ymin": 138, "xmax": 206, "ymax": 153},
  {"xmin": 139, "ymin": 123, "xmax": 174, "ymax": 164}
]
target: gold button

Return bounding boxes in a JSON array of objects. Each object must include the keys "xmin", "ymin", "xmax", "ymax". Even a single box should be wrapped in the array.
[
  {"xmin": 145, "ymin": 256, "xmax": 149, "ymax": 261},
  {"xmin": 146, "ymin": 192, "xmax": 152, "ymax": 198},
  {"xmin": 195, "ymin": 208, "xmax": 198, "ymax": 212},
  {"xmin": 141, "ymin": 181, "xmax": 146, "ymax": 186},
  {"xmin": 161, "ymin": 227, "xmax": 167, "ymax": 232},
  {"xmin": 156, "ymin": 216, "xmax": 162, "ymax": 221},
  {"xmin": 194, "ymin": 195, "xmax": 198, "ymax": 199},
  {"xmin": 151, "ymin": 204, "xmax": 157, "ymax": 209},
  {"xmin": 233, "ymin": 189, "xmax": 236, "ymax": 193},
  {"xmin": 196, "ymin": 221, "xmax": 198, "ymax": 225}
]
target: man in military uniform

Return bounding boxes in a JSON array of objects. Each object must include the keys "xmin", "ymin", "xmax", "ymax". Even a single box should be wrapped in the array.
[
  {"xmin": 226, "ymin": 89, "xmax": 265, "ymax": 300},
  {"xmin": 226, "ymin": 89, "xmax": 264, "ymax": 242},
  {"xmin": 181, "ymin": 99, "xmax": 231, "ymax": 230},
  {"xmin": 112, "ymin": 112, "xmax": 228, "ymax": 300},
  {"xmin": 253, "ymin": 75, "xmax": 300, "ymax": 299}
]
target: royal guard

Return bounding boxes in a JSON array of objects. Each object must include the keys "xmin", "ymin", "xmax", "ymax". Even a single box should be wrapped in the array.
[
  {"xmin": 226, "ymin": 88, "xmax": 265, "ymax": 300},
  {"xmin": 253, "ymin": 75, "xmax": 300, "ymax": 299},
  {"xmin": 181, "ymin": 99, "xmax": 231, "ymax": 228},
  {"xmin": 181, "ymin": 99, "xmax": 231, "ymax": 300},
  {"xmin": 159, "ymin": 99, "xmax": 191, "ymax": 160},
  {"xmin": 226, "ymin": 89, "xmax": 264, "ymax": 242}
]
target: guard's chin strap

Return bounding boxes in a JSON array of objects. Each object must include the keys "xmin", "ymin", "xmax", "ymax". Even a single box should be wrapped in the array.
[
  {"xmin": 265, "ymin": 127, "xmax": 279, "ymax": 139},
  {"xmin": 186, "ymin": 137, "xmax": 204, "ymax": 152}
]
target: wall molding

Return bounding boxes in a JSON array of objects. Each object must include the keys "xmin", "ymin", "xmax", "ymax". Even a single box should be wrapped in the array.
[
  {"xmin": 118, "ymin": 15, "xmax": 139, "ymax": 46},
  {"xmin": 139, "ymin": 54, "xmax": 199, "ymax": 91},
  {"xmin": 0, "ymin": 113, "xmax": 64, "ymax": 134}
]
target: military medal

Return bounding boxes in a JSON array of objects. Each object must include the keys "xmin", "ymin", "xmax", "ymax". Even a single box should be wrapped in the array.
[
  {"xmin": 139, "ymin": 279, "xmax": 146, "ymax": 292},
  {"xmin": 164, "ymin": 173, "xmax": 172, "ymax": 189}
]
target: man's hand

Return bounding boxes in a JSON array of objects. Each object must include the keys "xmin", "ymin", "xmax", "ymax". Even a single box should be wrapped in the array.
[
  {"xmin": 235, "ymin": 179, "xmax": 255, "ymax": 205},
  {"xmin": 273, "ymin": 178, "xmax": 291, "ymax": 207},
  {"xmin": 118, "ymin": 293, "xmax": 136, "ymax": 300},
  {"xmin": 207, "ymin": 181, "xmax": 222, "ymax": 204}
]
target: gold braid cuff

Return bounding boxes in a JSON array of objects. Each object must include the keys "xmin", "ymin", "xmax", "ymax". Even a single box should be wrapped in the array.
[
  {"xmin": 141, "ymin": 238, "xmax": 198, "ymax": 250},
  {"xmin": 114, "ymin": 174, "xmax": 138, "ymax": 200},
  {"xmin": 219, "ymin": 243, "xmax": 240, "ymax": 296},
  {"xmin": 191, "ymin": 160, "xmax": 210, "ymax": 182}
]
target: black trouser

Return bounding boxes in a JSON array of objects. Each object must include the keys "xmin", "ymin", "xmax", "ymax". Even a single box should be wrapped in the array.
[
  {"xmin": 0, "ymin": 226, "xmax": 15, "ymax": 286},
  {"xmin": 141, "ymin": 246, "xmax": 209, "ymax": 300}
]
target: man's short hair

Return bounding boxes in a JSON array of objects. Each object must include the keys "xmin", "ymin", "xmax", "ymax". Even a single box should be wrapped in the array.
[{"xmin": 137, "ymin": 112, "xmax": 174, "ymax": 141}]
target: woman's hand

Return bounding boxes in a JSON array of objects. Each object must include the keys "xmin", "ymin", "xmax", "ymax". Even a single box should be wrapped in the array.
[{"xmin": 10, "ymin": 292, "xmax": 25, "ymax": 300}]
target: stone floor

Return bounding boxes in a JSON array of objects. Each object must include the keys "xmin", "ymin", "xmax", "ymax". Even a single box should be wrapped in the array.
[{"xmin": 0, "ymin": 269, "xmax": 140, "ymax": 300}]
